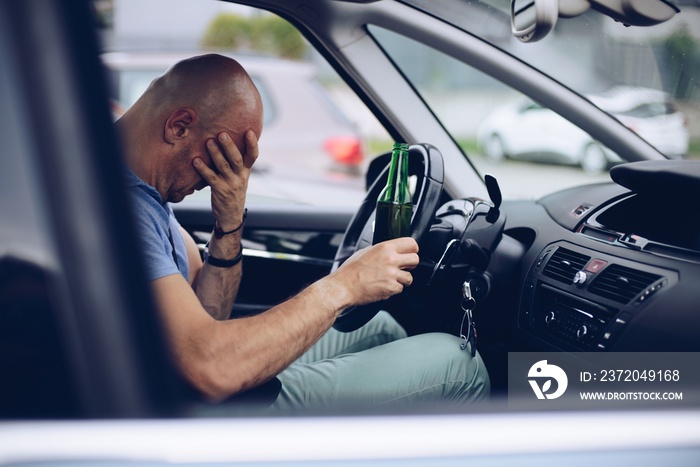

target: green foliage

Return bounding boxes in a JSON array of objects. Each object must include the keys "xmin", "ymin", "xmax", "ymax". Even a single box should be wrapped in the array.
[
  {"xmin": 201, "ymin": 13, "xmax": 306, "ymax": 60},
  {"xmin": 201, "ymin": 13, "xmax": 250, "ymax": 50},
  {"xmin": 687, "ymin": 140, "xmax": 700, "ymax": 160},
  {"xmin": 661, "ymin": 24, "xmax": 699, "ymax": 99},
  {"xmin": 664, "ymin": 24, "xmax": 697, "ymax": 57}
]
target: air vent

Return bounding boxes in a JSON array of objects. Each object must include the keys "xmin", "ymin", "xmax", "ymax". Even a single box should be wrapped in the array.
[
  {"xmin": 589, "ymin": 264, "xmax": 661, "ymax": 304},
  {"xmin": 542, "ymin": 247, "xmax": 590, "ymax": 284}
]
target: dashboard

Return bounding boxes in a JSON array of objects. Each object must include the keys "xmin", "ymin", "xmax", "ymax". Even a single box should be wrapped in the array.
[{"xmin": 503, "ymin": 161, "xmax": 700, "ymax": 353}]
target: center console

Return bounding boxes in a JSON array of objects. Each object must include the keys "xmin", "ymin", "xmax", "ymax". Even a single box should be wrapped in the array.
[
  {"xmin": 515, "ymin": 161, "xmax": 700, "ymax": 351},
  {"xmin": 520, "ymin": 241, "xmax": 677, "ymax": 351}
]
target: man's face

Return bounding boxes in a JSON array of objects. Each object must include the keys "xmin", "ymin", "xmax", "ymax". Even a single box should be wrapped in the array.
[
  {"xmin": 167, "ymin": 122, "xmax": 260, "ymax": 204},
  {"xmin": 166, "ymin": 139, "xmax": 208, "ymax": 203}
]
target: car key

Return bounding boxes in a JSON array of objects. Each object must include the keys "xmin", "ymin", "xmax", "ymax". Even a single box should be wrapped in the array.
[{"xmin": 460, "ymin": 281, "xmax": 478, "ymax": 357}]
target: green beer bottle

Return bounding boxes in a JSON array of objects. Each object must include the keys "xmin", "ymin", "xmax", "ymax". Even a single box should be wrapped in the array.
[{"xmin": 373, "ymin": 143, "xmax": 413, "ymax": 244}]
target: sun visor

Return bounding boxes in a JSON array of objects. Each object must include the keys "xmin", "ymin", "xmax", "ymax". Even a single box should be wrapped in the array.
[{"xmin": 610, "ymin": 160, "xmax": 700, "ymax": 197}]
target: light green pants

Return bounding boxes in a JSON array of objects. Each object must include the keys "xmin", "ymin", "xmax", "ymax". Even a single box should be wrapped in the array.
[{"xmin": 270, "ymin": 312, "xmax": 490, "ymax": 412}]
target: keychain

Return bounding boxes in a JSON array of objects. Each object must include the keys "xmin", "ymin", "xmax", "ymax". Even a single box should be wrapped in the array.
[{"xmin": 459, "ymin": 281, "xmax": 478, "ymax": 357}]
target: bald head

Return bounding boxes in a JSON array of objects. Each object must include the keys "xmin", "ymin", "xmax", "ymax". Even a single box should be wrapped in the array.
[
  {"xmin": 143, "ymin": 54, "xmax": 263, "ymax": 133},
  {"xmin": 119, "ymin": 54, "xmax": 263, "ymax": 202}
]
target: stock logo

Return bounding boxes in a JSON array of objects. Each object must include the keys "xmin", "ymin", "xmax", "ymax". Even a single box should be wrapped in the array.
[{"xmin": 528, "ymin": 360, "xmax": 568, "ymax": 400}]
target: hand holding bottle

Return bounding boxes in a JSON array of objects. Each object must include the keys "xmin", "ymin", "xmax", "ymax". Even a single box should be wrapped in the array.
[{"xmin": 328, "ymin": 237, "xmax": 419, "ymax": 307}]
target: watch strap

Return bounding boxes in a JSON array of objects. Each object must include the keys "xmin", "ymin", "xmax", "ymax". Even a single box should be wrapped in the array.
[{"xmin": 204, "ymin": 248, "xmax": 243, "ymax": 268}]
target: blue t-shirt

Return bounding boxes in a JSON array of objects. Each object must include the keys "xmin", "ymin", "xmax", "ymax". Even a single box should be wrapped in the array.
[{"xmin": 125, "ymin": 169, "xmax": 189, "ymax": 282}]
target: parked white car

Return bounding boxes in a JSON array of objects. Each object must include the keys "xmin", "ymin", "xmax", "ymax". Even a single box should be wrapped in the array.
[{"xmin": 477, "ymin": 87, "xmax": 688, "ymax": 174}]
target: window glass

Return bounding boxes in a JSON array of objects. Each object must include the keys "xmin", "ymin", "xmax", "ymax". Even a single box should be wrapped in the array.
[
  {"xmin": 370, "ymin": 27, "xmax": 612, "ymax": 199},
  {"xmin": 397, "ymin": 0, "xmax": 699, "ymax": 199},
  {"xmin": 100, "ymin": 0, "xmax": 390, "ymax": 207}
]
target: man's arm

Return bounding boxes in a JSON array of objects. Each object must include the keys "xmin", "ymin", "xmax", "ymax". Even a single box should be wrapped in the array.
[
  {"xmin": 191, "ymin": 226, "xmax": 243, "ymax": 320},
  {"xmin": 159, "ymin": 129, "xmax": 418, "ymax": 401},
  {"xmin": 151, "ymin": 237, "xmax": 419, "ymax": 401},
  {"xmin": 190, "ymin": 130, "xmax": 256, "ymax": 320},
  {"xmin": 179, "ymin": 226, "xmax": 202, "ymax": 289},
  {"xmin": 178, "ymin": 225, "xmax": 242, "ymax": 321}
]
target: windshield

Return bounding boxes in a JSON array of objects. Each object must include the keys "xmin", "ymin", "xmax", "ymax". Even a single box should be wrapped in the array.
[{"xmin": 378, "ymin": 0, "xmax": 698, "ymax": 199}]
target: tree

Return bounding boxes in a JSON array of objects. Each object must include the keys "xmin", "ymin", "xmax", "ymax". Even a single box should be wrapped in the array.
[
  {"xmin": 661, "ymin": 24, "xmax": 699, "ymax": 99},
  {"xmin": 201, "ymin": 13, "xmax": 250, "ymax": 50},
  {"xmin": 201, "ymin": 13, "xmax": 307, "ymax": 60}
]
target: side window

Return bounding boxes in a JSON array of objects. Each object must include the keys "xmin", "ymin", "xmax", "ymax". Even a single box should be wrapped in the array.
[{"xmin": 98, "ymin": 0, "xmax": 390, "ymax": 208}]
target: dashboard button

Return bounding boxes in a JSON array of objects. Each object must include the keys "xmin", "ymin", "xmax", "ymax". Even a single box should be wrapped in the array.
[{"xmin": 585, "ymin": 259, "xmax": 608, "ymax": 273}]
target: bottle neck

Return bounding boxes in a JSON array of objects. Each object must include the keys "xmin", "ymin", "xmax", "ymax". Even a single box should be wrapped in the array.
[{"xmin": 380, "ymin": 146, "xmax": 411, "ymax": 205}]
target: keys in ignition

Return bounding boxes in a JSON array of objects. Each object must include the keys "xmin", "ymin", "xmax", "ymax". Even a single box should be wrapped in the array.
[{"xmin": 459, "ymin": 281, "xmax": 478, "ymax": 357}]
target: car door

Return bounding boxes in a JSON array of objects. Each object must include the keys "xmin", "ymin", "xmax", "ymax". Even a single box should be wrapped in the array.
[
  {"xmin": 172, "ymin": 201, "xmax": 356, "ymax": 315},
  {"xmin": 0, "ymin": 0, "xmax": 183, "ymax": 419}
]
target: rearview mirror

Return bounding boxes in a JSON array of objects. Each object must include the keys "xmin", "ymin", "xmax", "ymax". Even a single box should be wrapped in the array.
[
  {"xmin": 511, "ymin": 0, "xmax": 680, "ymax": 43},
  {"xmin": 510, "ymin": 0, "xmax": 559, "ymax": 43}
]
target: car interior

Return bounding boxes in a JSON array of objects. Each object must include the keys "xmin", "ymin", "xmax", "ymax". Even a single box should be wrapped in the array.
[
  {"xmin": 2, "ymin": 0, "xmax": 700, "ymax": 462},
  {"xmin": 172, "ymin": 0, "xmax": 700, "ymax": 398}
]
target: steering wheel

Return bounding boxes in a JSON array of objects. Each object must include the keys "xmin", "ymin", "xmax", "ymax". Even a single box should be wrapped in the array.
[{"xmin": 332, "ymin": 144, "xmax": 445, "ymax": 332}]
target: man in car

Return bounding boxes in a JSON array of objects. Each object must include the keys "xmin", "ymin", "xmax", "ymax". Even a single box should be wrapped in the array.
[{"xmin": 116, "ymin": 53, "xmax": 489, "ymax": 410}]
